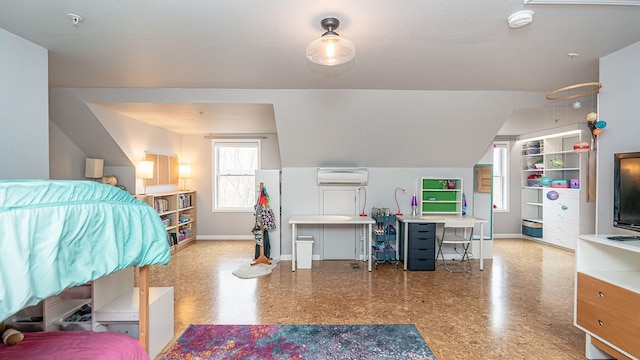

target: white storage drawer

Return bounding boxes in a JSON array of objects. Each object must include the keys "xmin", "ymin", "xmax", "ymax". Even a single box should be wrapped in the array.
[
  {"xmin": 543, "ymin": 219, "xmax": 579, "ymax": 236},
  {"xmin": 544, "ymin": 198, "xmax": 580, "ymax": 224},
  {"xmin": 543, "ymin": 230, "xmax": 578, "ymax": 249},
  {"xmin": 544, "ymin": 193, "xmax": 579, "ymax": 205},
  {"xmin": 545, "ymin": 188, "xmax": 579, "ymax": 199}
]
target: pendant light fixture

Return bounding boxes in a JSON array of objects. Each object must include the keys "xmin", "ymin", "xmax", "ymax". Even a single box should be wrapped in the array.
[
  {"xmin": 306, "ymin": 17, "xmax": 355, "ymax": 66},
  {"xmin": 545, "ymin": 82, "xmax": 603, "ymax": 153}
]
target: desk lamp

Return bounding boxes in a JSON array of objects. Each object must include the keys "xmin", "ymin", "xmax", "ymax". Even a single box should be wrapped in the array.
[
  {"xmin": 394, "ymin": 188, "xmax": 406, "ymax": 215},
  {"xmin": 356, "ymin": 187, "xmax": 367, "ymax": 216}
]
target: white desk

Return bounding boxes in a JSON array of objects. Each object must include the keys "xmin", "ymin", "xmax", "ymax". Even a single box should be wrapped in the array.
[
  {"xmin": 289, "ymin": 215, "xmax": 375, "ymax": 272},
  {"xmin": 396, "ymin": 215, "xmax": 488, "ymax": 271}
]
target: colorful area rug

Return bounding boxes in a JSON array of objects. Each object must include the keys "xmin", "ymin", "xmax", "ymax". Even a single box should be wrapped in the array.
[{"xmin": 160, "ymin": 324, "xmax": 436, "ymax": 360}]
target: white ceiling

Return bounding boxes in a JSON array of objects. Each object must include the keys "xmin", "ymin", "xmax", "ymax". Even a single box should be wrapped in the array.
[{"xmin": 2, "ymin": 1, "xmax": 640, "ymax": 136}]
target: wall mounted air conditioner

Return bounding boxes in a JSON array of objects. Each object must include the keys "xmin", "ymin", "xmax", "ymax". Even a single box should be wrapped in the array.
[{"xmin": 317, "ymin": 168, "xmax": 368, "ymax": 186}]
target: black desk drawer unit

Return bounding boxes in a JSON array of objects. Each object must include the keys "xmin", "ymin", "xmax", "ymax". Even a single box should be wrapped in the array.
[{"xmin": 408, "ymin": 223, "xmax": 436, "ymax": 271}]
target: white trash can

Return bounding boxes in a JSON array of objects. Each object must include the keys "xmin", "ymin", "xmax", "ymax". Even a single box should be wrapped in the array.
[{"xmin": 296, "ymin": 235, "xmax": 314, "ymax": 269}]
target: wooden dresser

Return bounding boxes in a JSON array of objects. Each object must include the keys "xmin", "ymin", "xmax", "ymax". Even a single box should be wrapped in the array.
[{"xmin": 575, "ymin": 235, "xmax": 640, "ymax": 360}]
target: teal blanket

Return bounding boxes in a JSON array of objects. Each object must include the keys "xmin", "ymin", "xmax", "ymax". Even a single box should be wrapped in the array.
[{"xmin": 0, "ymin": 180, "xmax": 171, "ymax": 321}]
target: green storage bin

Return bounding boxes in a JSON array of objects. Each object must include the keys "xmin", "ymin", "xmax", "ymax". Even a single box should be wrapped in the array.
[
  {"xmin": 422, "ymin": 178, "xmax": 458, "ymax": 190},
  {"xmin": 422, "ymin": 191, "xmax": 457, "ymax": 201},
  {"xmin": 422, "ymin": 202, "xmax": 458, "ymax": 212}
]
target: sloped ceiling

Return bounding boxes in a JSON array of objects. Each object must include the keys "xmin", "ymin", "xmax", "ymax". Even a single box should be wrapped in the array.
[
  {"xmin": 93, "ymin": 102, "xmax": 277, "ymax": 135},
  {"xmin": 50, "ymin": 88, "xmax": 546, "ymax": 168}
]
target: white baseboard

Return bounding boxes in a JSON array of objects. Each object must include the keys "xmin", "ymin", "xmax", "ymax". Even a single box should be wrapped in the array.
[
  {"xmin": 197, "ymin": 235, "xmax": 254, "ymax": 240},
  {"xmin": 493, "ymin": 233, "xmax": 524, "ymax": 239},
  {"xmin": 280, "ymin": 255, "xmax": 338, "ymax": 261}
]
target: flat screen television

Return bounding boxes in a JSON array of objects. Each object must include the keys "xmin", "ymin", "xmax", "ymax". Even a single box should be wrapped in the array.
[{"xmin": 613, "ymin": 151, "xmax": 640, "ymax": 233}]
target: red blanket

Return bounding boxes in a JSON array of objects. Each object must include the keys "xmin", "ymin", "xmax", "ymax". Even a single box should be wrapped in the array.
[{"xmin": 0, "ymin": 331, "xmax": 149, "ymax": 359}]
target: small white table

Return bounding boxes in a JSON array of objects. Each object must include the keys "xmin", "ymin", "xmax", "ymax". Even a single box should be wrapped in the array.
[
  {"xmin": 396, "ymin": 215, "xmax": 488, "ymax": 271},
  {"xmin": 289, "ymin": 215, "xmax": 375, "ymax": 272}
]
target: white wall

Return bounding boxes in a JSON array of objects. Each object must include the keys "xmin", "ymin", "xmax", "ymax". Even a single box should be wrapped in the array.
[
  {"xmin": 181, "ymin": 133, "xmax": 282, "ymax": 238},
  {"xmin": 46, "ymin": 87, "xmax": 544, "ymax": 241},
  {"xmin": 47, "ymin": 87, "xmax": 545, "ymax": 168},
  {"xmin": 49, "ymin": 121, "xmax": 86, "ymax": 179},
  {"xmin": 88, "ymin": 104, "xmax": 183, "ymax": 194},
  {"xmin": 280, "ymin": 167, "xmax": 475, "ymax": 258},
  {"xmin": 48, "ymin": 89, "xmax": 283, "ymax": 238},
  {"xmin": 596, "ymin": 41, "xmax": 640, "ymax": 234},
  {"xmin": 0, "ymin": 29, "xmax": 49, "ymax": 179}
]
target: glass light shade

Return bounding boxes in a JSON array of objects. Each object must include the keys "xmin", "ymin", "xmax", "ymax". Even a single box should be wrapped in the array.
[
  {"xmin": 137, "ymin": 160, "xmax": 154, "ymax": 179},
  {"xmin": 179, "ymin": 164, "xmax": 191, "ymax": 179},
  {"xmin": 306, "ymin": 34, "xmax": 355, "ymax": 66}
]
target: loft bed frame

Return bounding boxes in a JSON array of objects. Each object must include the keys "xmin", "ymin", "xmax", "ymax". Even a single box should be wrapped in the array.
[
  {"xmin": 0, "ymin": 180, "xmax": 171, "ymax": 358},
  {"xmin": 138, "ymin": 266, "xmax": 151, "ymax": 351}
]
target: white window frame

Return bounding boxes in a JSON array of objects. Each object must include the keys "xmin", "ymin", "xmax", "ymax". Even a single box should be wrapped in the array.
[
  {"xmin": 493, "ymin": 141, "xmax": 509, "ymax": 212},
  {"xmin": 212, "ymin": 139, "xmax": 261, "ymax": 212}
]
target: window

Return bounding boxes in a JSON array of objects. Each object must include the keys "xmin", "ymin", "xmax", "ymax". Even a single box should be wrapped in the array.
[
  {"xmin": 493, "ymin": 142, "xmax": 509, "ymax": 211},
  {"xmin": 213, "ymin": 140, "xmax": 260, "ymax": 211}
]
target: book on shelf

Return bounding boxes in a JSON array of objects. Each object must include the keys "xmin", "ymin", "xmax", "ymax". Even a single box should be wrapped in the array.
[
  {"xmin": 154, "ymin": 199, "xmax": 169, "ymax": 213},
  {"xmin": 178, "ymin": 193, "xmax": 192, "ymax": 209}
]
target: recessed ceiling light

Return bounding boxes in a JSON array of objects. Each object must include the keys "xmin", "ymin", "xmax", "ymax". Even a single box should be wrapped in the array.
[{"xmin": 508, "ymin": 10, "xmax": 535, "ymax": 29}]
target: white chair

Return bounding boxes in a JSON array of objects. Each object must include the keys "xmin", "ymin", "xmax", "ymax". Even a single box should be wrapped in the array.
[{"xmin": 436, "ymin": 218, "xmax": 475, "ymax": 272}]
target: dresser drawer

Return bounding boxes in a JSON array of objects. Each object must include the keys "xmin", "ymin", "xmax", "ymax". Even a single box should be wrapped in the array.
[
  {"xmin": 544, "ymin": 198, "xmax": 580, "ymax": 224},
  {"xmin": 407, "ymin": 258, "xmax": 435, "ymax": 271},
  {"xmin": 576, "ymin": 272, "xmax": 640, "ymax": 357},
  {"xmin": 543, "ymin": 219, "xmax": 579, "ymax": 236},
  {"xmin": 409, "ymin": 236, "xmax": 435, "ymax": 250},
  {"xmin": 409, "ymin": 223, "xmax": 436, "ymax": 236},
  {"xmin": 543, "ymin": 230, "xmax": 577, "ymax": 250},
  {"xmin": 544, "ymin": 188, "xmax": 579, "ymax": 200},
  {"xmin": 409, "ymin": 248, "xmax": 435, "ymax": 260}
]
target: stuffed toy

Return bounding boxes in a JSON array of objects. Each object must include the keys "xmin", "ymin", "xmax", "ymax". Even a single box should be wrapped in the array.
[{"xmin": 0, "ymin": 322, "xmax": 24, "ymax": 346}]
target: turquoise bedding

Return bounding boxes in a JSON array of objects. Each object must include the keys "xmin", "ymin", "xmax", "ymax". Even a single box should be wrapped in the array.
[{"xmin": 0, "ymin": 180, "xmax": 171, "ymax": 321}]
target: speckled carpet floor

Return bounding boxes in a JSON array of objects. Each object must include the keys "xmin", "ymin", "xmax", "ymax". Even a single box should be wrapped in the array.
[{"xmin": 160, "ymin": 324, "xmax": 436, "ymax": 360}]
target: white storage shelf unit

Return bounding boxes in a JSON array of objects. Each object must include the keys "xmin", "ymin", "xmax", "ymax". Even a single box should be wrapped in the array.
[
  {"xmin": 92, "ymin": 268, "xmax": 174, "ymax": 359},
  {"xmin": 94, "ymin": 286, "xmax": 174, "ymax": 359},
  {"xmin": 420, "ymin": 178, "xmax": 463, "ymax": 215},
  {"xmin": 544, "ymin": 133, "xmax": 582, "ymax": 186},
  {"xmin": 40, "ymin": 268, "xmax": 174, "ymax": 360},
  {"xmin": 521, "ymin": 138, "xmax": 544, "ymax": 231},
  {"xmin": 543, "ymin": 188, "xmax": 581, "ymax": 249},
  {"xmin": 519, "ymin": 126, "xmax": 595, "ymax": 250},
  {"xmin": 522, "ymin": 188, "xmax": 543, "ymax": 224}
]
